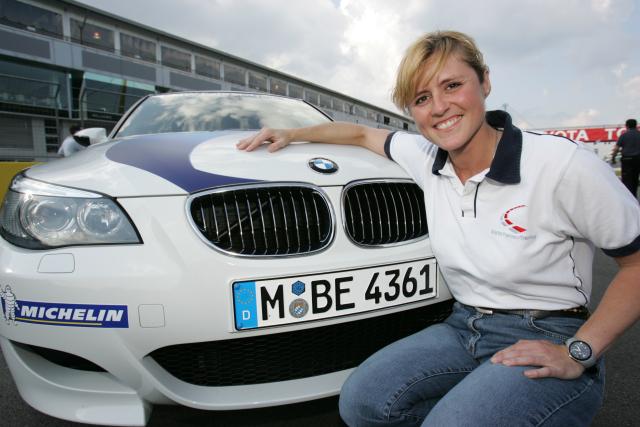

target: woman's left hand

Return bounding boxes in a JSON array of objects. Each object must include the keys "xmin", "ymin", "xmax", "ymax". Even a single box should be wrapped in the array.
[{"xmin": 490, "ymin": 339, "xmax": 585, "ymax": 379}]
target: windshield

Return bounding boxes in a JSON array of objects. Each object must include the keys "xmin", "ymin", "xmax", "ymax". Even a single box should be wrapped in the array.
[{"xmin": 114, "ymin": 92, "xmax": 331, "ymax": 137}]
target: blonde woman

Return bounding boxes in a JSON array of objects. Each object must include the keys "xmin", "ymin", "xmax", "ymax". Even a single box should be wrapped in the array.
[{"xmin": 238, "ymin": 31, "xmax": 640, "ymax": 426}]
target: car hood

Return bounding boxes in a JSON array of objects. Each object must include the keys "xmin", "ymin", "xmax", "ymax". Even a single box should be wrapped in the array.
[{"xmin": 26, "ymin": 131, "xmax": 413, "ymax": 197}]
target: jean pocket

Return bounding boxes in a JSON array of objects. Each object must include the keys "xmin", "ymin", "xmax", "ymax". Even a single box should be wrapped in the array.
[{"xmin": 525, "ymin": 316, "xmax": 584, "ymax": 343}]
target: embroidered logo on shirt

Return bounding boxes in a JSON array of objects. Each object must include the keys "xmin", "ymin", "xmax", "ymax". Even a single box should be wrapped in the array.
[
  {"xmin": 501, "ymin": 205, "xmax": 527, "ymax": 234},
  {"xmin": 490, "ymin": 205, "xmax": 536, "ymax": 241}
]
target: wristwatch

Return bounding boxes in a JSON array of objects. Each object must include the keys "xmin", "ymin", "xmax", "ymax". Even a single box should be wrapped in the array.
[{"xmin": 565, "ymin": 337, "xmax": 597, "ymax": 368}]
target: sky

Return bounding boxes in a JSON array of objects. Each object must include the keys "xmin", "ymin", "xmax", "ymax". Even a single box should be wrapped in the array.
[{"xmin": 77, "ymin": 0, "xmax": 640, "ymax": 129}]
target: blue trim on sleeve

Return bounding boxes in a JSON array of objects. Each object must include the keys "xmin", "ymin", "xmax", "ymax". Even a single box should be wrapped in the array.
[
  {"xmin": 384, "ymin": 131, "xmax": 397, "ymax": 161},
  {"xmin": 602, "ymin": 234, "xmax": 640, "ymax": 257}
]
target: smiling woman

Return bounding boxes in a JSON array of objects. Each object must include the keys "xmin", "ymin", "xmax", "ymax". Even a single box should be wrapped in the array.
[{"xmin": 237, "ymin": 30, "xmax": 640, "ymax": 427}]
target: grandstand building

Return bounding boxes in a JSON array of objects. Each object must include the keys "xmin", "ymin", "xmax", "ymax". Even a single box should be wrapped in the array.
[{"xmin": 0, "ymin": 0, "xmax": 414, "ymax": 161}]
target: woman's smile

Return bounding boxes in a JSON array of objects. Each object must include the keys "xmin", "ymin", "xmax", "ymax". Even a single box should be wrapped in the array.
[{"xmin": 434, "ymin": 115, "xmax": 463, "ymax": 130}]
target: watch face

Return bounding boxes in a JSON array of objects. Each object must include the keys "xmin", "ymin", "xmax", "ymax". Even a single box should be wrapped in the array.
[{"xmin": 569, "ymin": 341, "xmax": 592, "ymax": 361}]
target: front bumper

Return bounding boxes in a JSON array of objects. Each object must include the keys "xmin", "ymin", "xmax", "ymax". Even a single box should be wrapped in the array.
[{"xmin": 0, "ymin": 190, "xmax": 452, "ymax": 425}]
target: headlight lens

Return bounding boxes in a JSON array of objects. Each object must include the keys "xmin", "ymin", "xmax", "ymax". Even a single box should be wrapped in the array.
[
  {"xmin": 77, "ymin": 200, "xmax": 125, "ymax": 236},
  {"xmin": 0, "ymin": 175, "xmax": 140, "ymax": 249}
]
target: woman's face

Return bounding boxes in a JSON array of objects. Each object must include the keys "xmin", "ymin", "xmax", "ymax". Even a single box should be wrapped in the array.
[{"xmin": 409, "ymin": 53, "xmax": 490, "ymax": 154}]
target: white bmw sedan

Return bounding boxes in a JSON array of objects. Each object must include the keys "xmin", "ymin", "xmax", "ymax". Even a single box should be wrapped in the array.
[{"xmin": 0, "ymin": 92, "xmax": 452, "ymax": 426}]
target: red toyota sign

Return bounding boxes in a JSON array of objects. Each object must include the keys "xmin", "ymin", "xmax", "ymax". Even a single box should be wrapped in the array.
[{"xmin": 535, "ymin": 126, "xmax": 627, "ymax": 142}]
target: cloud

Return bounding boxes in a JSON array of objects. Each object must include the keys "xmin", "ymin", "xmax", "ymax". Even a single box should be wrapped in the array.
[
  {"xmin": 612, "ymin": 63, "xmax": 628, "ymax": 79},
  {"xmin": 623, "ymin": 75, "xmax": 640, "ymax": 97},
  {"xmin": 326, "ymin": 0, "xmax": 409, "ymax": 111},
  {"xmin": 561, "ymin": 109, "xmax": 601, "ymax": 127},
  {"xmin": 77, "ymin": 0, "xmax": 640, "ymax": 125},
  {"xmin": 622, "ymin": 75, "xmax": 640, "ymax": 113},
  {"xmin": 591, "ymin": 0, "xmax": 613, "ymax": 13}
]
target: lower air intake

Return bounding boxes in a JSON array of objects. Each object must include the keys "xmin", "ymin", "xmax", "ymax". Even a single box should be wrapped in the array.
[{"xmin": 149, "ymin": 300, "xmax": 453, "ymax": 386}]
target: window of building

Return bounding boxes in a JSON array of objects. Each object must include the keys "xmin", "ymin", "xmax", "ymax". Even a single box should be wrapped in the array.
[
  {"xmin": 333, "ymin": 98, "xmax": 346, "ymax": 113},
  {"xmin": 270, "ymin": 78, "xmax": 287, "ymax": 96},
  {"xmin": 403, "ymin": 122, "xmax": 409, "ymax": 130},
  {"xmin": 81, "ymin": 72, "xmax": 154, "ymax": 120},
  {"xmin": 318, "ymin": 93, "xmax": 332, "ymax": 109},
  {"xmin": 120, "ymin": 33, "xmax": 156, "ymax": 62},
  {"xmin": 288, "ymin": 84, "xmax": 303, "ymax": 99},
  {"xmin": 344, "ymin": 102, "xmax": 353, "ymax": 114},
  {"xmin": 44, "ymin": 118, "xmax": 58, "ymax": 153},
  {"xmin": 0, "ymin": 116, "xmax": 32, "ymax": 150},
  {"xmin": 0, "ymin": 58, "xmax": 69, "ymax": 111},
  {"xmin": 0, "ymin": 0, "xmax": 62, "ymax": 38},
  {"xmin": 223, "ymin": 63, "xmax": 246, "ymax": 86},
  {"xmin": 161, "ymin": 46, "xmax": 191, "ymax": 72},
  {"xmin": 248, "ymin": 71, "xmax": 267, "ymax": 92},
  {"xmin": 352, "ymin": 105, "xmax": 367, "ymax": 119},
  {"xmin": 70, "ymin": 19, "xmax": 114, "ymax": 52},
  {"xmin": 195, "ymin": 56, "xmax": 221, "ymax": 79},
  {"xmin": 304, "ymin": 89, "xmax": 318, "ymax": 105}
]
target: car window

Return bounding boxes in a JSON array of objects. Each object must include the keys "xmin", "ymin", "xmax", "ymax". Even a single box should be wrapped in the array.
[{"xmin": 114, "ymin": 93, "xmax": 331, "ymax": 137}]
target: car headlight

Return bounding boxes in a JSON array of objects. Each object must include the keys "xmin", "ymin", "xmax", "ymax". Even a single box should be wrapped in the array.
[{"xmin": 0, "ymin": 174, "xmax": 141, "ymax": 249}]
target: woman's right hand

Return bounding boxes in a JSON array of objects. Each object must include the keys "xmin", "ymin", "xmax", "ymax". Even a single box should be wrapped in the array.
[{"xmin": 236, "ymin": 127, "xmax": 293, "ymax": 152}]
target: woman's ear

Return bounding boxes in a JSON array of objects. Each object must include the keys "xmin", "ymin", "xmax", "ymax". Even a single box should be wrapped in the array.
[{"xmin": 482, "ymin": 69, "xmax": 491, "ymax": 98}]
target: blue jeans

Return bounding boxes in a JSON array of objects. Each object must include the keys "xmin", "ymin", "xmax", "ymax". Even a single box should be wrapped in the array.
[{"xmin": 339, "ymin": 302, "xmax": 605, "ymax": 426}]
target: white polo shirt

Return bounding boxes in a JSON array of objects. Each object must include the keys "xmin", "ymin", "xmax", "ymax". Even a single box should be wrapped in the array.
[{"xmin": 385, "ymin": 111, "xmax": 640, "ymax": 310}]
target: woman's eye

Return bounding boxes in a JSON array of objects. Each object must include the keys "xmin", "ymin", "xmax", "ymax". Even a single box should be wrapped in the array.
[
  {"xmin": 446, "ymin": 82, "xmax": 461, "ymax": 90},
  {"xmin": 415, "ymin": 95, "xmax": 430, "ymax": 105}
]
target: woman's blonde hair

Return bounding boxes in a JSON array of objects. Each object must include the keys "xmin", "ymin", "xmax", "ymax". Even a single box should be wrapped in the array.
[{"xmin": 392, "ymin": 31, "xmax": 487, "ymax": 113}]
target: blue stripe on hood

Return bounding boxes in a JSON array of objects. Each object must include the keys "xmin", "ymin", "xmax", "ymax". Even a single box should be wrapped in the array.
[{"xmin": 106, "ymin": 132, "xmax": 259, "ymax": 193}]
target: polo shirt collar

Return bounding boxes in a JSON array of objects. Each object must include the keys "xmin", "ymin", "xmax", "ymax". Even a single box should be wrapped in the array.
[{"xmin": 431, "ymin": 110, "xmax": 522, "ymax": 184}]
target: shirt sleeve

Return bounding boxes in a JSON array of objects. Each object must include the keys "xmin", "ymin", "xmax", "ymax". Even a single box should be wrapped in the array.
[
  {"xmin": 386, "ymin": 132, "xmax": 436, "ymax": 190},
  {"xmin": 554, "ymin": 144, "xmax": 640, "ymax": 257}
]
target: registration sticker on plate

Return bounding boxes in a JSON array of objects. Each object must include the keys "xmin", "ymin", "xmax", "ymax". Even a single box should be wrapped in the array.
[{"xmin": 232, "ymin": 258, "xmax": 436, "ymax": 330}]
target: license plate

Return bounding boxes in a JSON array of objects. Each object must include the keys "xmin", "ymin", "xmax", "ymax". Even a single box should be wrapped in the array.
[{"xmin": 232, "ymin": 258, "xmax": 437, "ymax": 330}]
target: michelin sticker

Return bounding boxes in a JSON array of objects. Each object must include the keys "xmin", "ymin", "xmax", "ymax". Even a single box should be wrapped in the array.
[{"xmin": 0, "ymin": 285, "xmax": 128, "ymax": 328}]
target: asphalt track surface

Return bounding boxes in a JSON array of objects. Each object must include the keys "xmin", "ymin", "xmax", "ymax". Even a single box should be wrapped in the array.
[{"xmin": 1, "ymin": 250, "xmax": 638, "ymax": 426}]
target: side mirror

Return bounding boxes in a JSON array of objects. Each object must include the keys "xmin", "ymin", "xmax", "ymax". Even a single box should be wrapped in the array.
[{"xmin": 72, "ymin": 128, "xmax": 108, "ymax": 146}]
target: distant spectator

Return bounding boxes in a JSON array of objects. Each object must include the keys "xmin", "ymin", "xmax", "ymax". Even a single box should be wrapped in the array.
[
  {"xmin": 611, "ymin": 119, "xmax": 640, "ymax": 197},
  {"xmin": 57, "ymin": 125, "xmax": 84, "ymax": 157}
]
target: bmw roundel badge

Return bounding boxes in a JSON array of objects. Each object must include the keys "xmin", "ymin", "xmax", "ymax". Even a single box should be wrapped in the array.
[{"xmin": 309, "ymin": 158, "xmax": 338, "ymax": 174}]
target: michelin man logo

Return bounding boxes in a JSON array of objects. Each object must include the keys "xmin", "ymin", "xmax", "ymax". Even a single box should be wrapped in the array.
[{"xmin": 0, "ymin": 285, "xmax": 19, "ymax": 326}]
